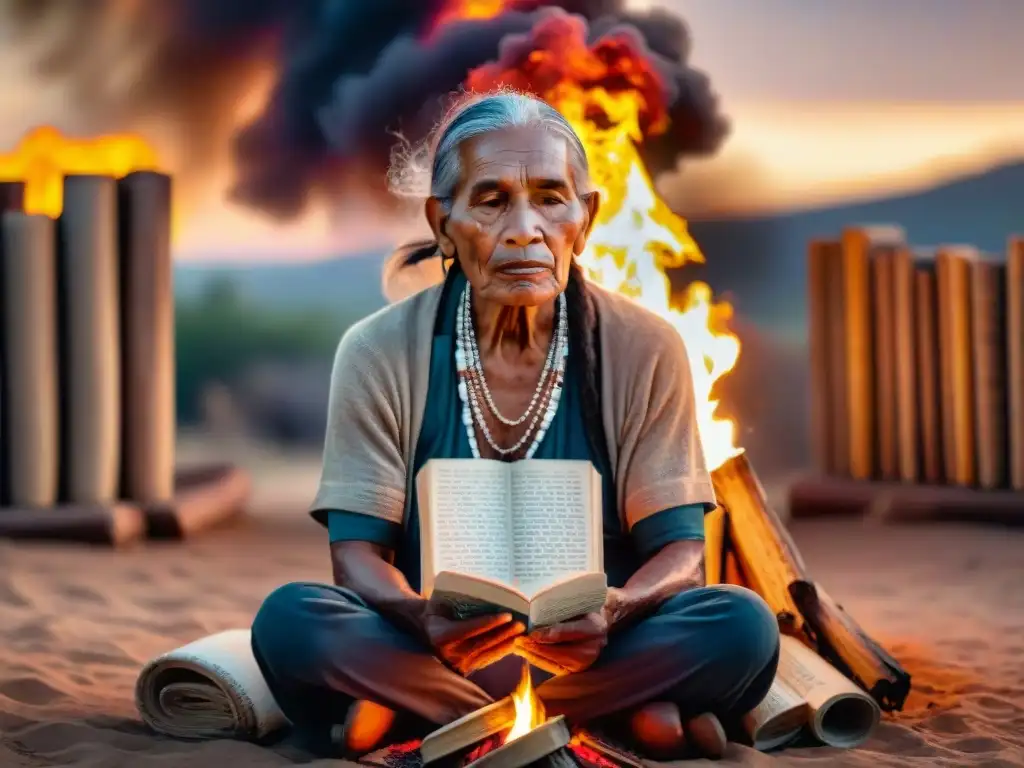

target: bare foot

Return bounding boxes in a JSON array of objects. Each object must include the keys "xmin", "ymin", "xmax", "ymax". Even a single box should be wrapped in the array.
[
  {"xmin": 337, "ymin": 699, "xmax": 398, "ymax": 756},
  {"xmin": 630, "ymin": 702, "xmax": 727, "ymax": 760}
]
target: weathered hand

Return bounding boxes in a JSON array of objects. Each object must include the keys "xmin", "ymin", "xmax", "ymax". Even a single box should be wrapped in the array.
[
  {"xmin": 422, "ymin": 606, "xmax": 525, "ymax": 676},
  {"xmin": 515, "ymin": 588, "xmax": 630, "ymax": 675},
  {"xmin": 515, "ymin": 611, "xmax": 609, "ymax": 675}
]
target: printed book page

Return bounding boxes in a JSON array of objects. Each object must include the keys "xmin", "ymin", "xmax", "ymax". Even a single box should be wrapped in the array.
[
  {"xmin": 508, "ymin": 460, "xmax": 602, "ymax": 596},
  {"xmin": 775, "ymin": 635, "xmax": 879, "ymax": 748},
  {"xmin": 419, "ymin": 459, "xmax": 513, "ymax": 591},
  {"xmin": 742, "ymin": 676, "xmax": 808, "ymax": 751}
]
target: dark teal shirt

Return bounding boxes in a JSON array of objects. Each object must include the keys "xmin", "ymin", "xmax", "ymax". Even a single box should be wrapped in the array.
[{"xmin": 325, "ymin": 271, "xmax": 708, "ymax": 592}]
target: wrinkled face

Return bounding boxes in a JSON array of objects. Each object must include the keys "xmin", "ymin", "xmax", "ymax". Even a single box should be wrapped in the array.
[{"xmin": 427, "ymin": 125, "xmax": 599, "ymax": 307}]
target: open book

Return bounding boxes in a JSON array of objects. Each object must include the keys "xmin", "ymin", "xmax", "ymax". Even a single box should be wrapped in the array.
[
  {"xmin": 420, "ymin": 701, "xmax": 572, "ymax": 768},
  {"xmin": 743, "ymin": 634, "xmax": 881, "ymax": 751},
  {"xmin": 420, "ymin": 697, "xmax": 518, "ymax": 765},
  {"xmin": 417, "ymin": 458, "xmax": 607, "ymax": 630}
]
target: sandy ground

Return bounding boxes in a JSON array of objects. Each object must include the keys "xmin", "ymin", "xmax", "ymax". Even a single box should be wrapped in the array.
[{"xmin": 1, "ymin": 448, "xmax": 1022, "ymax": 767}]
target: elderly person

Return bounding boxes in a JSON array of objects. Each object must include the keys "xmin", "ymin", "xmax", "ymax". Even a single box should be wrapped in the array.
[{"xmin": 250, "ymin": 91, "xmax": 779, "ymax": 760}]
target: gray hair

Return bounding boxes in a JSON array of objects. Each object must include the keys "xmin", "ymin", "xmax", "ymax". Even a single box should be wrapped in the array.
[{"xmin": 388, "ymin": 90, "xmax": 593, "ymax": 208}]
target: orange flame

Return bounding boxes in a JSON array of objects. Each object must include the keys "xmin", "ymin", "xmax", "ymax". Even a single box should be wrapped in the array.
[
  {"xmin": 467, "ymin": 16, "xmax": 742, "ymax": 470},
  {"xmin": 504, "ymin": 665, "xmax": 546, "ymax": 743},
  {"xmin": 0, "ymin": 126, "xmax": 161, "ymax": 218}
]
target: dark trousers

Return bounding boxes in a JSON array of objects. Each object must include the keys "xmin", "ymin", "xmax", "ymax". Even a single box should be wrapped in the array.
[{"xmin": 250, "ymin": 582, "xmax": 780, "ymax": 754}]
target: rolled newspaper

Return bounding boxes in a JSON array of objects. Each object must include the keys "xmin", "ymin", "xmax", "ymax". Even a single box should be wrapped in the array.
[
  {"xmin": 135, "ymin": 629, "xmax": 287, "ymax": 741},
  {"xmin": 743, "ymin": 634, "xmax": 881, "ymax": 751}
]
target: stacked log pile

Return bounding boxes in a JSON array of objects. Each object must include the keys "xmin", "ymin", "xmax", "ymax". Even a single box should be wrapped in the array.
[
  {"xmin": 794, "ymin": 227, "xmax": 1024, "ymax": 523},
  {"xmin": 713, "ymin": 453, "xmax": 911, "ymax": 712}
]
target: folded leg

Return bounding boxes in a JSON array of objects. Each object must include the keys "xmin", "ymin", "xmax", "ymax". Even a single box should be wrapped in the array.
[
  {"xmin": 250, "ymin": 581, "xmax": 493, "ymax": 750},
  {"xmin": 537, "ymin": 585, "xmax": 780, "ymax": 727}
]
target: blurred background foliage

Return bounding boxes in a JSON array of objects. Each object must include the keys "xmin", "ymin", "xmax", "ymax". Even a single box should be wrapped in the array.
[{"xmin": 175, "ymin": 276, "xmax": 356, "ymax": 443}]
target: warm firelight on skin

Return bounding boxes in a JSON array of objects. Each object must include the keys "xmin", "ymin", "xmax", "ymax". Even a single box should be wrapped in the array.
[
  {"xmin": 468, "ymin": 24, "xmax": 743, "ymax": 472},
  {"xmin": 0, "ymin": 126, "xmax": 160, "ymax": 218},
  {"xmin": 505, "ymin": 666, "xmax": 546, "ymax": 743}
]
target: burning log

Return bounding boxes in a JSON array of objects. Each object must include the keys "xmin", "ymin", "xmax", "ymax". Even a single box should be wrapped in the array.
[
  {"xmin": 702, "ymin": 506, "xmax": 727, "ymax": 585},
  {"xmin": 711, "ymin": 453, "xmax": 806, "ymax": 634},
  {"xmin": 712, "ymin": 452, "xmax": 912, "ymax": 712},
  {"xmin": 790, "ymin": 581, "xmax": 911, "ymax": 712},
  {"xmin": 118, "ymin": 171, "xmax": 175, "ymax": 503},
  {"xmin": 1, "ymin": 213, "xmax": 59, "ymax": 507},
  {"xmin": 59, "ymin": 175, "xmax": 122, "ymax": 504},
  {"xmin": 722, "ymin": 548, "xmax": 750, "ymax": 590}
]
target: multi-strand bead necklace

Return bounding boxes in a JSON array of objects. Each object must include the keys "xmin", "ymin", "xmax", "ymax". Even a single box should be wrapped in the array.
[{"xmin": 454, "ymin": 283, "xmax": 568, "ymax": 460}]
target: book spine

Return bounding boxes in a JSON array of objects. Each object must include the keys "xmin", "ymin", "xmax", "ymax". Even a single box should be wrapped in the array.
[
  {"xmin": 936, "ymin": 248, "xmax": 976, "ymax": 486},
  {"xmin": 839, "ymin": 228, "xmax": 876, "ymax": 480},
  {"xmin": 969, "ymin": 259, "xmax": 1009, "ymax": 489},
  {"xmin": 913, "ymin": 261, "xmax": 943, "ymax": 484},
  {"xmin": 870, "ymin": 247, "xmax": 898, "ymax": 480},
  {"xmin": 891, "ymin": 247, "xmax": 919, "ymax": 482},
  {"xmin": 807, "ymin": 239, "xmax": 838, "ymax": 474},
  {"xmin": 1009, "ymin": 238, "xmax": 1024, "ymax": 490}
]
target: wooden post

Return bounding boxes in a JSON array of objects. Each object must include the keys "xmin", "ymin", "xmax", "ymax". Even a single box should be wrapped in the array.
[
  {"xmin": 0, "ymin": 213, "xmax": 59, "ymax": 507},
  {"xmin": 891, "ymin": 247, "xmax": 918, "ymax": 482},
  {"xmin": 913, "ymin": 257, "xmax": 944, "ymax": 484},
  {"xmin": 58, "ymin": 175, "xmax": 121, "ymax": 504},
  {"xmin": 968, "ymin": 256, "xmax": 1008, "ymax": 489},
  {"xmin": 118, "ymin": 171, "xmax": 175, "ymax": 503},
  {"xmin": 807, "ymin": 239, "xmax": 839, "ymax": 474},
  {"xmin": 1009, "ymin": 237, "xmax": 1024, "ymax": 490},
  {"xmin": 839, "ymin": 225, "xmax": 905, "ymax": 480},
  {"xmin": 935, "ymin": 246, "xmax": 977, "ymax": 486},
  {"xmin": 0, "ymin": 180, "xmax": 24, "ymax": 502},
  {"xmin": 869, "ymin": 245, "xmax": 899, "ymax": 480}
]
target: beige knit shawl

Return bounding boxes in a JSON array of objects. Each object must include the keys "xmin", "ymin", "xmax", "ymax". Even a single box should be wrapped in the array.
[{"xmin": 312, "ymin": 281, "xmax": 715, "ymax": 530}]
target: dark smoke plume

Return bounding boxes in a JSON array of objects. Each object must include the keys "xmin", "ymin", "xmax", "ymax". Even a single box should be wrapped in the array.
[{"xmin": 3, "ymin": 0, "xmax": 728, "ymax": 220}]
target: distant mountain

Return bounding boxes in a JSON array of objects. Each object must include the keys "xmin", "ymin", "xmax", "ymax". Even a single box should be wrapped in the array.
[
  {"xmin": 174, "ymin": 250, "xmax": 390, "ymax": 319},
  {"xmin": 174, "ymin": 160, "xmax": 1024, "ymax": 338},
  {"xmin": 684, "ymin": 160, "xmax": 1024, "ymax": 337}
]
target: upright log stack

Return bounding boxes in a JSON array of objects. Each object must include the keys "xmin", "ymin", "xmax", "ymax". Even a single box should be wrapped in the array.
[
  {"xmin": 794, "ymin": 227, "xmax": 1024, "ymax": 522},
  {"xmin": 0, "ymin": 171, "xmax": 249, "ymax": 545}
]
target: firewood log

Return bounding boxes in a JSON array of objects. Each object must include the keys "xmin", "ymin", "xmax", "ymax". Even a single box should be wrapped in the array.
[
  {"xmin": 787, "ymin": 475, "xmax": 879, "ymax": 518},
  {"xmin": 789, "ymin": 580, "xmax": 911, "ymax": 712},
  {"xmin": 703, "ymin": 507, "xmax": 727, "ymax": 585},
  {"xmin": 712, "ymin": 454, "xmax": 805, "ymax": 634}
]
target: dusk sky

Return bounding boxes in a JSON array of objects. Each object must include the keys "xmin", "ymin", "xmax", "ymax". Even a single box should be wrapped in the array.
[{"xmin": 1, "ymin": 0, "xmax": 1022, "ymax": 260}]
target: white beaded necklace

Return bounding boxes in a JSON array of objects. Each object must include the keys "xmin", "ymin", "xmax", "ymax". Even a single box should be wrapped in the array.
[{"xmin": 455, "ymin": 283, "xmax": 568, "ymax": 460}]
